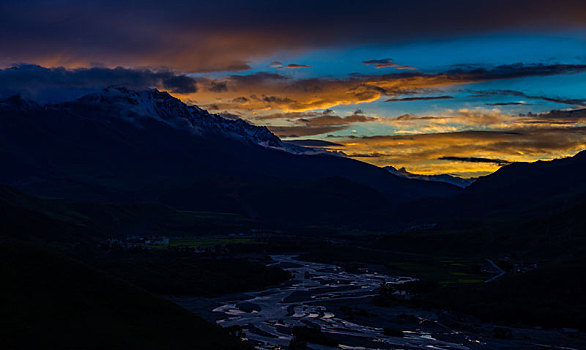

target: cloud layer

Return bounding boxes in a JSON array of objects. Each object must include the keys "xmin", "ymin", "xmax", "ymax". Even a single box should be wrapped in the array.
[
  {"xmin": 193, "ymin": 63, "xmax": 586, "ymax": 112},
  {"xmin": 438, "ymin": 156, "xmax": 511, "ymax": 165},
  {"xmin": 325, "ymin": 108, "xmax": 586, "ymax": 176},
  {"xmin": 260, "ymin": 110, "xmax": 378, "ymax": 137},
  {"xmin": 1, "ymin": 64, "xmax": 584, "ymax": 177},
  {"xmin": 470, "ymin": 89, "xmax": 586, "ymax": 107},
  {"xmin": 0, "ymin": 65, "xmax": 197, "ymax": 102},
  {"xmin": 2, "ymin": 0, "xmax": 586, "ymax": 72}
]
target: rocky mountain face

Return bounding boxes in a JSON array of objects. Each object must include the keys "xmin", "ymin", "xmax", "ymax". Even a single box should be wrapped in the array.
[{"xmin": 63, "ymin": 87, "xmax": 285, "ymax": 148}]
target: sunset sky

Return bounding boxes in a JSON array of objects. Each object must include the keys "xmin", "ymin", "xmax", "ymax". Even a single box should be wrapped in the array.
[{"xmin": 2, "ymin": 0, "xmax": 586, "ymax": 177}]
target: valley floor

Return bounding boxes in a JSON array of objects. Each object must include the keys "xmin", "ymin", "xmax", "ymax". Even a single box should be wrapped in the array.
[{"xmin": 172, "ymin": 255, "xmax": 586, "ymax": 349}]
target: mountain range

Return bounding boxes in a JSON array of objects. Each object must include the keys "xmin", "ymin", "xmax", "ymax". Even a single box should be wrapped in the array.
[
  {"xmin": 2, "ymin": 87, "xmax": 586, "ymax": 345},
  {"xmin": 0, "ymin": 87, "xmax": 460, "ymax": 226},
  {"xmin": 1, "ymin": 87, "xmax": 585, "ymax": 229}
]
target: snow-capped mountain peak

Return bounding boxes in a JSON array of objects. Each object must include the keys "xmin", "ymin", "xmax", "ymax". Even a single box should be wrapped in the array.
[{"xmin": 74, "ymin": 87, "xmax": 285, "ymax": 149}]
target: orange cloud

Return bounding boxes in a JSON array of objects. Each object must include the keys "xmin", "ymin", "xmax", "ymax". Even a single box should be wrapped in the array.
[
  {"xmin": 275, "ymin": 108, "xmax": 586, "ymax": 176},
  {"xmin": 178, "ymin": 64, "xmax": 586, "ymax": 113},
  {"xmin": 260, "ymin": 110, "xmax": 380, "ymax": 137},
  {"xmin": 330, "ymin": 126, "xmax": 586, "ymax": 177}
]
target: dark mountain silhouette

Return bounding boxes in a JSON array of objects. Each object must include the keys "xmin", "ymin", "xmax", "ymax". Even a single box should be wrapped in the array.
[
  {"xmin": 0, "ymin": 88, "xmax": 459, "ymax": 226},
  {"xmin": 383, "ymin": 165, "xmax": 476, "ymax": 188},
  {"xmin": 463, "ymin": 150, "xmax": 586, "ymax": 210},
  {"xmin": 2, "ymin": 89, "xmax": 586, "ymax": 341},
  {"xmin": 390, "ymin": 149, "xmax": 586, "ymax": 228},
  {"xmin": 434, "ymin": 150, "xmax": 586, "ymax": 222}
]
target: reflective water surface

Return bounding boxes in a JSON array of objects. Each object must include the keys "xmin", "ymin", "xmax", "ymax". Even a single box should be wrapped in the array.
[{"xmin": 174, "ymin": 255, "xmax": 474, "ymax": 349}]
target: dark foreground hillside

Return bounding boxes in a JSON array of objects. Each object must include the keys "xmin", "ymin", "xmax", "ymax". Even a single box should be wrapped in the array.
[{"xmin": 0, "ymin": 241, "xmax": 250, "ymax": 350}]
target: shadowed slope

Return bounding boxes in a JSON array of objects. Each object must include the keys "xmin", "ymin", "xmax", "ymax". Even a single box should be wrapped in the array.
[
  {"xmin": 0, "ymin": 90, "xmax": 460, "ymax": 226},
  {"xmin": 0, "ymin": 241, "xmax": 250, "ymax": 350}
]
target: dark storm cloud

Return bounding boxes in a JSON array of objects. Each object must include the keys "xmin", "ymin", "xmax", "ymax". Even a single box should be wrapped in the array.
[
  {"xmin": 447, "ymin": 63, "xmax": 586, "ymax": 81},
  {"xmin": 160, "ymin": 75, "xmax": 198, "ymax": 93},
  {"xmin": 438, "ymin": 156, "xmax": 511, "ymax": 165},
  {"xmin": 345, "ymin": 63, "xmax": 586, "ymax": 88},
  {"xmin": 0, "ymin": 65, "xmax": 197, "ymax": 93},
  {"xmin": 0, "ymin": 65, "xmax": 197, "ymax": 102},
  {"xmin": 209, "ymin": 81, "xmax": 228, "ymax": 92},
  {"xmin": 2, "ymin": 0, "xmax": 586, "ymax": 72}
]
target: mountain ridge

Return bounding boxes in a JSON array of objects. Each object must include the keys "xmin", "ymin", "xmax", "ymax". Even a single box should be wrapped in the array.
[
  {"xmin": 0, "ymin": 88, "xmax": 461, "ymax": 226},
  {"xmin": 383, "ymin": 165, "xmax": 476, "ymax": 188}
]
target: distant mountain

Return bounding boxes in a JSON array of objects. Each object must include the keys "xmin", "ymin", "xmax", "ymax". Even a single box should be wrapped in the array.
[
  {"xmin": 391, "ymin": 149, "xmax": 586, "ymax": 226},
  {"xmin": 0, "ymin": 88, "xmax": 460, "ymax": 226},
  {"xmin": 461, "ymin": 150, "xmax": 586, "ymax": 212},
  {"xmin": 383, "ymin": 166, "xmax": 476, "ymax": 188}
]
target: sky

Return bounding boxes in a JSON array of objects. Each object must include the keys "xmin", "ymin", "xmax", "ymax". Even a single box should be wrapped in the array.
[{"xmin": 1, "ymin": 0, "xmax": 586, "ymax": 177}]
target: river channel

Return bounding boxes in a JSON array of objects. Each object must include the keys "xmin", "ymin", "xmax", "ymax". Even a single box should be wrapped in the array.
[{"xmin": 173, "ymin": 255, "xmax": 478, "ymax": 349}]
